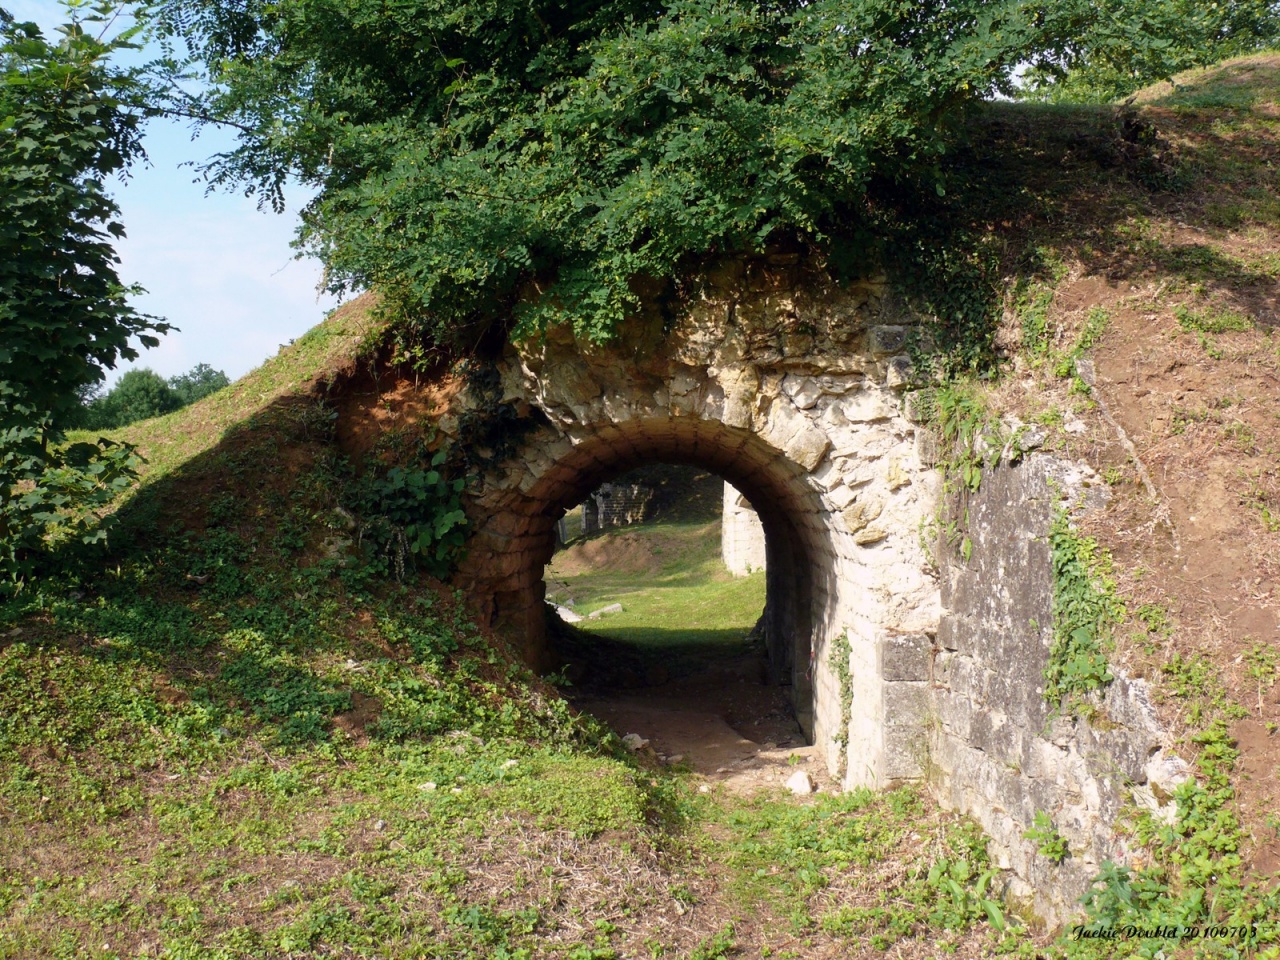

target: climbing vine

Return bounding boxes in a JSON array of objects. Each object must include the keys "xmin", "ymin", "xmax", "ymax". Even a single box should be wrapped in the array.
[
  {"xmin": 921, "ymin": 385, "xmax": 1006, "ymax": 562},
  {"xmin": 882, "ymin": 215, "xmax": 1007, "ymax": 381},
  {"xmin": 830, "ymin": 630, "xmax": 853, "ymax": 782},
  {"xmin": 342, "ymin": 428, "xmax": 471, "ymax": 581},
  {"xmin": 1044, "ymin": 509, "xmax": 1122, "ymax": 713}
]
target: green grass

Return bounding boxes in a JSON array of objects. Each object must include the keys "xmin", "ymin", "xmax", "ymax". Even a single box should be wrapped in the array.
[
  {"xmin": 66, "ymin": 296, "xmax": 382, "ymax": 490},
  {"xmin": 0, "ymin": 565, "xmax": 1013, "ymax": 959},
  {"xmin": 1174, "ymin": 302, "xmax": 1255, "ymax": 334},
  {"xmin": 1136, "ymin": 50, "xmax": 1280, "ymax": 112},
  {"xmin": 0, "ymin": 447, "xmax": 663, "ymax": 958},
  {"xmin": 0, "ymin": 426, "xmax": 1020, "ymax": 958},
  {"xmin": 699, "ymin": 786, "xmax": 1017, "ymax": 954},
  {"xmin": 546, "ymin": 519, "xmax": 766, "ymax": 650}
]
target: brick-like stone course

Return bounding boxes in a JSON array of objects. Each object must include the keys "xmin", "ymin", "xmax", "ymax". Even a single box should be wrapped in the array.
[
  {"xmin": 583, "ymin": 482, "xmax": 654, "ymax": 532},
  {"xmin": 721, "ymin": 483, "xmax": 767, "ymax": 576}
]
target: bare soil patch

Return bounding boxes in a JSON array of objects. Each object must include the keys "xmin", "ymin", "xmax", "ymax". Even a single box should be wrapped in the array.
[
  {"xmin": 574, "ymin": 647, "xmax": 831, "ymax": 796},
  {"xmin": 1086, "ymin": 278, "xmax": 1280, "ymax": 871},
  {"xmin": 550, "ymin": 532, "xmax": 665, "ymax": 578},
  {"xmin": 334, "ymin": 370, "xmax": 465, "ymax": 463}
]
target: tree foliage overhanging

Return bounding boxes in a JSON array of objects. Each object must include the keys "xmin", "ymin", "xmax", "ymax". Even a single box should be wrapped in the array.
[
  {"xmin": 167, "ymin": 0, "xmax": 1280, "ymax": 355},
  {"xmin": 1021, "ymin": 0, "xmax": 1280, "ymax": 104},
  {"xmin": 167, "ymin": 0, "xmax": 1104, "ymax": 351},
  {"xmin": 0, "ymin": 6, "xmax": 169, "ymax": 588},
  {"xmin": 1, "ymin": 7, "xmax": 166, "ymax": 431}
]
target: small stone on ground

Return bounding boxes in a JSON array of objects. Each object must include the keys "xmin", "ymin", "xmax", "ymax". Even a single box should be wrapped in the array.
[{"xmin": 785, "ymin": 770, "xmax": 815, "ymax": 795}]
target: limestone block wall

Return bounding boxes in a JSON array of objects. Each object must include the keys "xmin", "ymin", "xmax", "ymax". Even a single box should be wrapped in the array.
[
  {"xmin": 443, "ymin": 257, "xmax": 943, "ymax": 790},
  {"xmin": 721, "ymin": 482, "xmax": 767, "ymax": 576},
  {"xmin": 591, "ymin": 482, "xmax": 654, "ymax": 528},
  {"xmin": 930, "ymin": 454, "xmax": 1186, "ymax": 925}
]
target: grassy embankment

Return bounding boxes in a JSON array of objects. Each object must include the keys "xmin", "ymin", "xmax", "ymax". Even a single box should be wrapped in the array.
[
  {"xmin": 546, "ymin": 518, "xmax": 766, "ymax": 650},
  {"xmin": 1, "ymin": 305, "xmax": 1020, "ymax": 959}
]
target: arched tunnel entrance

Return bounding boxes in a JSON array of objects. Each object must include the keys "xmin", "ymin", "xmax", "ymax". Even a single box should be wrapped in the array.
[
  {"xmin": 446, "ymin": 271, "xmax": 943, "ymax": 787},
  {"xmin": 542, "ymin": 459, "xmax": 813, "ymax": 774},
  {"xmin": 465, "ymin": 417, "xmax": 833, "ymax": 738}
]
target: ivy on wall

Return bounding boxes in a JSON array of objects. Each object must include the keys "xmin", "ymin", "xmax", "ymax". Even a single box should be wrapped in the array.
[{"xmin": 1044, "ymin": 509, "xmax": 1122, "ymax": 713}]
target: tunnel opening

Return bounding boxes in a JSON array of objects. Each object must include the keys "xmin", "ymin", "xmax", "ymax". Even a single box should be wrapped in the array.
[
  {"xmin": 462, "ymin": 417, "xmax": 838, "ymax": 779},
  {"xmin": 544, "ymin": 464, "xmax": 746, "ymax": 671},
  {"xmin": 542, "ymin": 464, "xmax": 806, "ymax": 766}
]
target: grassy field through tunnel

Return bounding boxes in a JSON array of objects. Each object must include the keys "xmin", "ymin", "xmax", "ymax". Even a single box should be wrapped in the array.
[{"xmin": 545, "ymin": 517, "xmax": 767, "ymax": 652}]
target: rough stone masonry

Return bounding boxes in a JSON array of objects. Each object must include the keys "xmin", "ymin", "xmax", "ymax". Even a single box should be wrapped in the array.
[{"xmin": 416, "ymin": 256, "xmax": 1182, "ymax": 924}]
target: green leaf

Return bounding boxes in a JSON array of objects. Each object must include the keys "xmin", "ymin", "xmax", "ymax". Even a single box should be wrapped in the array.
[{"xmin": 982, "ymin": 899, "xmax": 1006, "ymax": 930}]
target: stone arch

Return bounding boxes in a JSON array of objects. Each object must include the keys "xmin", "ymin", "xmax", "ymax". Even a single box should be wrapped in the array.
[
  {"xmin": 463, "ymin": 416, "xmax": 836, "ymax": 727},
  {"xmin": 443, "ymin": 260, "xmax": 943, "ymax": 788}
]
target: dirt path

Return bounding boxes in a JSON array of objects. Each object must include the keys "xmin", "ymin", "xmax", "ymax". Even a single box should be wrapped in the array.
[{"xmin": 572, "ymin": 651, "xmax": 835, "ymax": 795}]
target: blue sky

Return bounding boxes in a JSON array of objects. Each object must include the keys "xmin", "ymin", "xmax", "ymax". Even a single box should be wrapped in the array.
[{"xmin": 16, "ymin": 0, "xmax": 341, "ymax": 386}]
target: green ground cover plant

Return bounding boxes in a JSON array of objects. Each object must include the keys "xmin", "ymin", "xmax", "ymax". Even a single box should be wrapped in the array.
[
  {"xmin": 1024, "ymin": 812, "xmax": 1071, "ymax": 865},
  {"xmin": 1044, "ymin": 511, "xmax": 1123, "ymax": 713},
  {"xmin": 703, "ymin": 787, "xmax": 1021, "ymax": 955},
  {"xmin": 1064, "ymin": 718, "xmax": 1280, "ymax": 959},
  {"xmin": 0, "ymin": 447, "xmax": 650, "ymax": 957},
  {"xmin": 0, "ymin": 517, "xmax": 1024, "ymax": 957}
]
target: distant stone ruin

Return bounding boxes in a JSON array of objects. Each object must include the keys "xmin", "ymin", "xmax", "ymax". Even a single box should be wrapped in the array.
[
  {"xmin": 721, "ymin": 483, "xmax": 766, "ymax": 576},
  {"xmin": 580, "ymin": 482, "xmax": 655, "ymax": 535}
]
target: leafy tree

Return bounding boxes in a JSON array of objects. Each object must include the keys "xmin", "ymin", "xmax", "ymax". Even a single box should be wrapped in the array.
[
  {"xmin": 167, "ymin": 362, "xmax": 230, "ymax": 406},
  {"xmin": 86, "ymin": 368, "xmax": 182, "ymax": 428},
  {"xmin": 77, "ymin": 363, "xmax": 230, "ymax": 429},
  {"xmin": 0, "ymin": 4, "xmax": 170, "ymax": 589},
  {"xmin": 163, "ymin": 0, "xmax": 1088, "ymax": 353},
  {"xmin": 1021, "ymin": 0, "xmax": 1280, "ymax": 103}
]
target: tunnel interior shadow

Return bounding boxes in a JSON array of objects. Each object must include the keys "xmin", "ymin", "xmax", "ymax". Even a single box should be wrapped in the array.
[{"xmin": 546, "ymin": 608, "xmax": 767, "ymax": 693}]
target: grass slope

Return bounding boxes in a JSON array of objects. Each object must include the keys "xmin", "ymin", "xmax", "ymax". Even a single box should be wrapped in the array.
[{"xmin": 75, "ymin": 295, "xmax": 383, "ymax": 486}]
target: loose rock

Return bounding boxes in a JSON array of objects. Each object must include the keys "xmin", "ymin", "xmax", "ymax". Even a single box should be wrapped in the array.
[
  {"xmin": 785, "ymin": 770, "xmax": 816, "ymax": 795},
  {"xmin": 554, "ymin": 604, "xmax": 582, "ymax": 623}
]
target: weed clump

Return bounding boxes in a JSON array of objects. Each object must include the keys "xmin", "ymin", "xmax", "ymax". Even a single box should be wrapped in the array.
[{"xmin": 1045, "ymin": 510, "xmax": 1123, "ymax": 712}]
